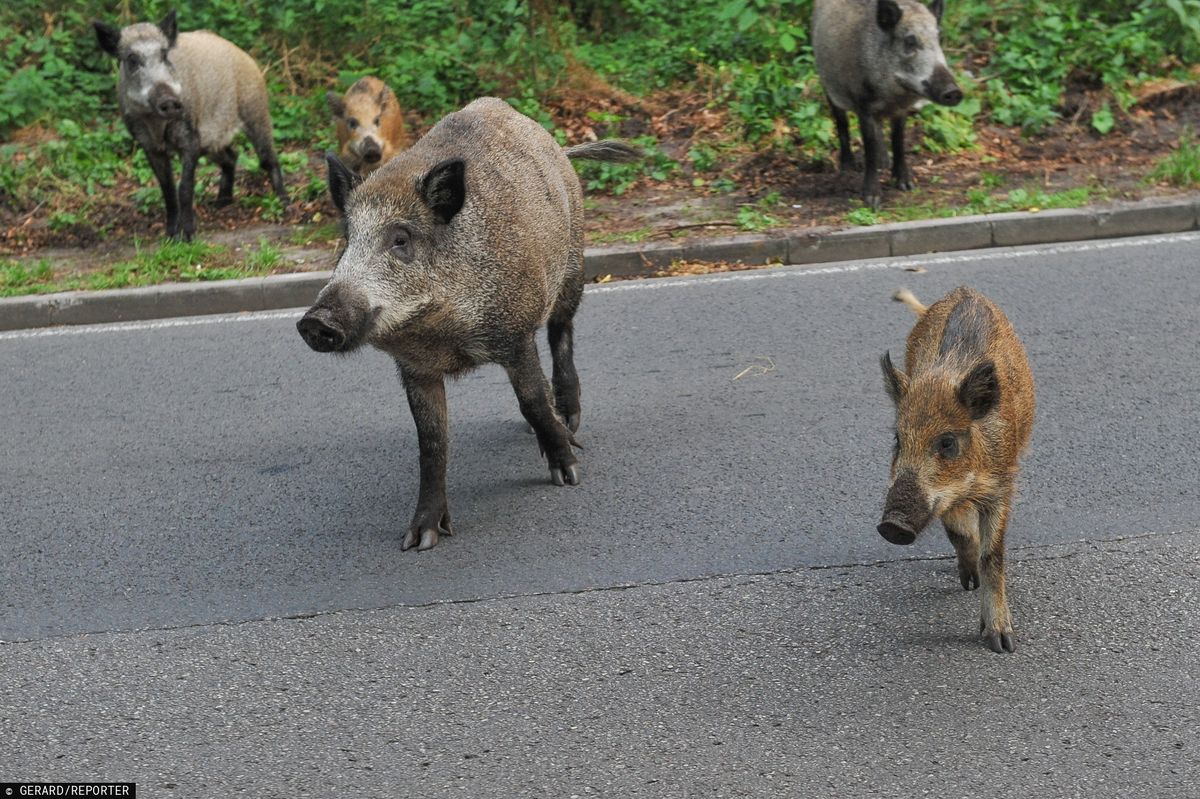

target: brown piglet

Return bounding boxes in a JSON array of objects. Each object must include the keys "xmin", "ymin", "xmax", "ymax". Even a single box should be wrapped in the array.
[
  {"xmin": 327, "ymin": 76, "xmax": 410, "ymax": 177},
  {"xmin": 879, "ymin": 286, "xmax": 1035, "ymax": 653}
]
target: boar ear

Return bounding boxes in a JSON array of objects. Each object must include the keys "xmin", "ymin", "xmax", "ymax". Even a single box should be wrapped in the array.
[
  {"xmin": 326, "ymin": 91, "xmax": 345, "ymax": 118},
  {"xmin": 422, "ymin": 158, "xmax": 466, "ymax": 224},
  {"xmin": 94, "ymin": 21, "xmax": 121, "ymax": 56},
  {"xmin": 325, "ymin": 151, "xmax": 361, "ymax": 215},
  {"xmin": 958, "ymin": 361, "xmax": 1000, "ymax": 419},
  {"xmin": 927, "ymin": 0, "xmax": 945, "ymax": 22},
  {"xmin": 376, "ymin": 85, "xmax": 390, "ymax": 108},
  {"xmin": 877, "ymin": 0, "xmax": 902, "ymax": 30},
  {"xmin": 159, "ymin": 9, "xmax": 178, "ymax": 48},
  {"xmin": 881, "ymin": 351, "xmax": 909, "ymax": 404}
]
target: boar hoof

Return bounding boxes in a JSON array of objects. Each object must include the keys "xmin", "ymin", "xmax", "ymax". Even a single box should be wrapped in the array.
[
  {"xmin": 549, "ymin": 464, "xmax": 580, "ymax": 487},
  {"xmin": 980, "ymin": 619, "xmax": 1016, "ymax": 654},
  {"xmin": 566, "ymin": 412, "xmax": 581, "ymax": 434},
  {"xmin": 984, "ymin": 631, "xmax": 1015, "ymax": 654},
  {"xmin": 862, "ymin": 190, "xmax": 882, "ymax": 210},
  {"xmin": 894, "ymin": 173, "xmax": 914, "ymax": 191},
  {"xmin": 402, "ymin": 510, "xmax": 453, "ymax": 551},
  {"xmin": 959, "ymin": 568, "xmax": 979, "ymax": 591}
]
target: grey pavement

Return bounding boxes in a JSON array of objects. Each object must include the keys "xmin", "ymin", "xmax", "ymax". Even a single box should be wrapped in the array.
[{"xmin": 2, "ymin": 232, "xmax": 1199, "ymax": 796}]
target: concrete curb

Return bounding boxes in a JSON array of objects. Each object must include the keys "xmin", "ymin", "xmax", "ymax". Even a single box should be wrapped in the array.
[{"xmin": 2, "ymin": 195, "xmax": 1197, "ymax": 331}]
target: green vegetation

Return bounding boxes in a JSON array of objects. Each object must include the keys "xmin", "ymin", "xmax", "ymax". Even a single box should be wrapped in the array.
[
  {"xmin": 0, "ymin": 238, "xmax": 287, "ymax": 297},
  {"xmin": 3, "ymin": 1, "xmax": 1195, "ymax": 202},
  {"xmin": 1149, "ymin": 131, "xmax": 1200, "ymax": 187},
  {"xmin": 0, "ymin": 1, "xmax": 1197, "ymax": 291},
  {"xmin": 847, "ymin": 183, "xmax": 1107, "ymax": 226},
  {"xmin": 736, "ymin": 191, "xmax": 784, "ymax": 231}
]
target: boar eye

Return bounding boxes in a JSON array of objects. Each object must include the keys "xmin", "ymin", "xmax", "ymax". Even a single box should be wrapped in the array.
[
  {"xmin": 125, "ymin": 54, "xmax": 142, "ymax": 69},
  {"xmin": 904, "ymin": 35, "xmax": 920, "ymax": 52},
  {"xmin": 935, "ymin": 433, "xmax": 960, "ymax": 458},
  {"xmin": 348, "ymin": 118, "xmax": 359, "ymax": 130},
  {"xmin": 389, "ymin": 229, "xmax": 412, "ymax": 257},
  {"xmin": 373, "ymin": 116, "xmax": 381, "ymax": 126}
]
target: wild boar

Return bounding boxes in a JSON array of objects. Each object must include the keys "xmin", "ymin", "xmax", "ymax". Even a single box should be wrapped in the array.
[
  {"xmin": 297, "ymin": 97, "xmax": 640, "ymax": 552},
  {"xmin": 93, "ymin": 10, "xmax": 288, "ymax": 241},
  {"xmin": 878, "ymin": 286, "xmax": 1035, "ymax": 653},
  {"xmin": 812, "ymin": 0, "xmax": 963, "ymax": 207},
  {"xmin": 327, "ymin": 76, "xmax": 411, "ymax": 177}
]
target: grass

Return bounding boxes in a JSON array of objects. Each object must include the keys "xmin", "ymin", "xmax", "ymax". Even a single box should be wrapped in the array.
[
  {"xmin": 849, "ymin": 183, "xmax": 1108, "ymax": 226},
  {"xmin": 589, "ymin": 227, "xmax": 655, "ymax": 245},
  {"xmin": 0, "ymin": 238, "xmax": 289, "ymax": 298},
  {"xmin": 1148, "ymin": 132, "xmax": 1200, "ymax": 187}
]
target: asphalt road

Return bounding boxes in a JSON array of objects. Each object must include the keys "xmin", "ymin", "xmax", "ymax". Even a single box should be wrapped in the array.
[{"xmin": 2, "ymin": 232, "xmax": 1198, "ymax": 796}]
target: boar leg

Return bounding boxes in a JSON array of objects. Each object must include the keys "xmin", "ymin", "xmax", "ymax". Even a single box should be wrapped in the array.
[
  {"xmin": 246, "ymin": 122, "xmax": 289, "ymax": 205},
  {"xmin": 941, "ymin": 505, "xmax": 980, "ymax": 591},
  {"xmin": 214, "ymin": 146, "xmax": 238, "ymax": 208},
  {"xmin": 828, "ymin": 97, "xmax": 855, "ymax": 170},
  {"xmin": 978, "ymin": 499, "xmax": 1015, "ymax": 654},
  {"xmin": 143, "ymin": 149, "xmax": 180, "ymax": 239},
  {"xmin": 859, "ymin": 115, "xmax": 884, "ymax": 209},
  {"xmin": 400, "ymin": 368, "xmax": 454, "ymax": 551},
  {"xmin": 505, "ymin": 336, "xmax": 580, "ymax": 487},
  {"xmin": 890, "ymin": 115, "xmax": 914, "ymax": 190},
  {"xmin": 176, "ymin": 148, "xmax": 200, "ymax": 242},
  {"xmin": 547, "ymin": 278, "xmax": 583, "ymax": 433}
]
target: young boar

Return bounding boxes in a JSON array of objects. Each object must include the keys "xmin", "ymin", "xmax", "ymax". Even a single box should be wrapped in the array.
[
  {"xmin": 327, "ymin": 76, "xmax": 411, "ymax": 177},
  {"xmin": 812, "ymin": 0, "xmax": 963, "ymax": 207},
  {"xmin": 297, "ymin": 97, "xmax": 640, "ymax": 552},
  {"xmin": 878, "ymin": 286, "xmax": 1035, "ymax": 653},
  {"xmin": 93, "ymin": 10, "xmax": 288, "ymax": 241}
]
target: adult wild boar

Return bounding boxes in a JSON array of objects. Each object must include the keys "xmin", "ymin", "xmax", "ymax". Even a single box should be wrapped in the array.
[
  {"xmin": 93, "ymin": 10, "xmax": 288, "ymax": 241},
  {"xmin": 297, "ymin": 97, "xmax": 640, "ymax": 552},
  {"xmin": 327, "ymin": 76, "xmax": 411, "ymax": 177},
  {"xmin": 879, "ymin": 287, "xmax": 1035, "ymax": 653},
  {"xmin": 813, "ymin": 0, "xmax": 963, "ymax": 207}
]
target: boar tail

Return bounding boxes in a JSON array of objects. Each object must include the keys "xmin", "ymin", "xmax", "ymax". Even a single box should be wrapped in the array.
[
  {"xmin": 893, "ymin": 288, "xmax": 928, "ymax": 316},
  {"xmin": 564, "ymin": 140, "xmax": 643, "ymax": 163}
]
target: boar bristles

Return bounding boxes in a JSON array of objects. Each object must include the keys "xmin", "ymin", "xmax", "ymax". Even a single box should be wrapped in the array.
[
  {"xmin": 564, "ymin": 140, "xmax": 643, "ymax": 164},
  {"xmin": 892, "ymin": 288, "xmax": 928, "ymax": 316},
  {"xmin": 880, "ymin": 351, "xmax": 909, "ymax": 403}
]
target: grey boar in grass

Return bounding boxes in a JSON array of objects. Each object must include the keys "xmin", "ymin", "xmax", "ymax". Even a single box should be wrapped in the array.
[
  {"xmin": 297, "ymin": 97, "xmax": 640, "ymax": 552},
  {"xmin": 327, "ymin": 76, "xmax": 411, "ymax": 177},
  {"xmin": 879, "ymin": 287, "xmax": 1035, "ymax": 653},
  {"xmin": 813, "ymin": 0, "xmax": 963, "ymax": 207},
  {"xmin": 93, "ymin": 10, "xmax": 288, "ymax": 241}
]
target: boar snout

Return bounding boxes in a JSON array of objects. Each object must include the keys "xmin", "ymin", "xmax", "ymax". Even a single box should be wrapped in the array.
[
  {"xmin": 924, "ymin": 65, "xmax": 962, "ymax": 106},
  {"xmin": 359, "ymin": 138, "xmax": 383, "ymax": 164},
  {"xmin": 150, "ymin": 86, "xmax": 183, "ymax": 119},
  {"xmin": 297, "ymin": 283, "xmax": 374, "ymax": 353},
  {"xmin": 297, "ymin": 310, "xmax": 346, "ymax": 352},
  {"xmin": 878, "ymin": 472, "xmax": 932, "ymax": 545}
]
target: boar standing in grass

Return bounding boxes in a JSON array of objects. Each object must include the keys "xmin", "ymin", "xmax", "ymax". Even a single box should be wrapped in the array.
[
  {"xmin": 327, "ymin": 76, "xmax": 411, "ymax": 177},
  {"xmin": 297, "ymin": 97, "xmax": 640, "ymax": 552},
  {"xmin": 812, "ymin": 0, "xmax": 963, "ymax": 208},
  {"xmin": 93, "ymin": 10, "xmax": 288, "ymax": 241},
  {"xmin": 878, "ymin": 286, "xmax": 1035, "ymax": 653}
]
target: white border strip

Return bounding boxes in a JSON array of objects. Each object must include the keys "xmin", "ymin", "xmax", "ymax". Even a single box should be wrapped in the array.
[{"xmin": 4, "ymin": 231, "xmax": 1198, "ymax": 341}]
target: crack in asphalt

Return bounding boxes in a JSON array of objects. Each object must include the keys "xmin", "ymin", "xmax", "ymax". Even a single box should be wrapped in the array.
[{"xmin": 1, "ymin": 528, "xmax": 1190, "ymax": 649}]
